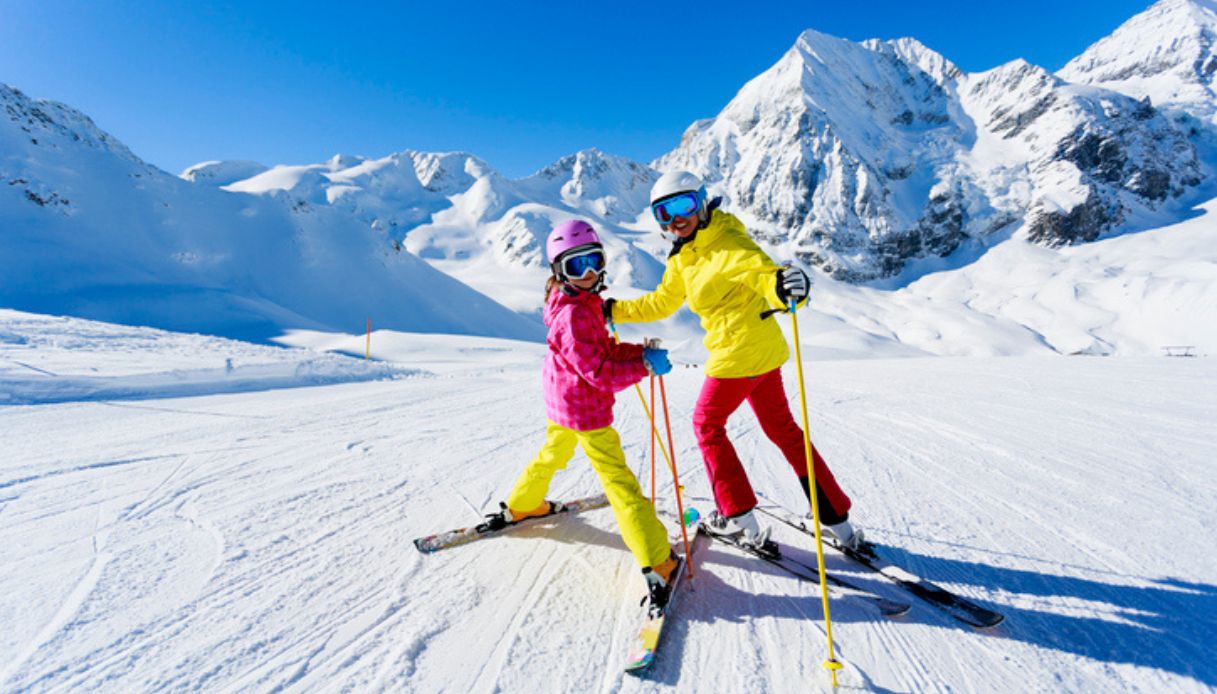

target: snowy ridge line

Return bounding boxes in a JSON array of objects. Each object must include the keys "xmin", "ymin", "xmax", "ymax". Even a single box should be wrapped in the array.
[{"xmin": 0, "ymin": 359, "xmax": 424, "ymax": 406}]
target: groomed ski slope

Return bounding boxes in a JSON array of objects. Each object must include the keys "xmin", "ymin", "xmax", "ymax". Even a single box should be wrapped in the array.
[{"xmin": 1, "ymin": 312, "xmax": 1215, "ymax": 693}]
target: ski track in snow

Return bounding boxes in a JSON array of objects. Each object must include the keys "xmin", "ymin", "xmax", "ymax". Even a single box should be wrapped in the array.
[{"xmin": 2, "ymin": 326, "xmax": 1216, "ymax": 692}]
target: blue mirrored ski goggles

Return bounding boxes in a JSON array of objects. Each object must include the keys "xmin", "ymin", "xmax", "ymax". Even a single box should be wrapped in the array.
[
  {"xmin": 558, "ymin": 246, "xmax": 606, "ymax": 280},
  {"xmin": 651, "ymin": 192, "xmax": 701, "ymax": 225}
]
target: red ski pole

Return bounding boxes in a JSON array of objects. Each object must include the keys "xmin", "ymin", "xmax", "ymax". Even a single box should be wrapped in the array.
[
  {"xmin": 657, "ymin": 373, "xmax": 693, "ymax": 579},
  {"xmin": 649, "ymin": 375, "xmax": 657, "ymax": 504}
]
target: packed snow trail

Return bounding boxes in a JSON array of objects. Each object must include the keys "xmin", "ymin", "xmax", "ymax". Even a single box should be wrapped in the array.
[{"xmin": 1, "ymin": 316, "xmax": 1216, "ymax": 692}]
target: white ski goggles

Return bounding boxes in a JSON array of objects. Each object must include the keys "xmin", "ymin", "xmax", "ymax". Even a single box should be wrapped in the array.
[{"xmin": 555, "ymin": 245, "xmax": 606, "ymax": 280}]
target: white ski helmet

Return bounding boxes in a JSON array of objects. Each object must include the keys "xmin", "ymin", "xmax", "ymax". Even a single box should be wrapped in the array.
[
  {"xmin": 650, "ymin": 170, "xmax": 705, "ymax": 205},
  {"xmin": 649, "ymin": 170, "xmax": 711, "ymax": 228}
]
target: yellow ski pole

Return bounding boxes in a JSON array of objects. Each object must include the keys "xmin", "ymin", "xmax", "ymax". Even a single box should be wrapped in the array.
[{"xmin": 788, "ymin": 297, "xmax": 843, "ymax": 687}]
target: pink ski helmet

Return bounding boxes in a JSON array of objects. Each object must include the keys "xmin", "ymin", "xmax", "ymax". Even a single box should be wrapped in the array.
[{"xmin": 546, "ymin": 220, "xmax": 602, "ymax": 264}]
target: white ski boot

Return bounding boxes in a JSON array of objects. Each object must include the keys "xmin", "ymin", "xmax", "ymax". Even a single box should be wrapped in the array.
[
  {"xmin": 823, "ymin": 518, "xmax": 867, "ymax": 553},
  {"xmin": 706, "ymin": 509, "xmax": 779, "ymax": 558}
]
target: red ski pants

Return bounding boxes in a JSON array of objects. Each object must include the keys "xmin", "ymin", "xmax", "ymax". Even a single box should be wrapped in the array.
[{"xmin": 693, "ymin": 367, "xmax": 851, "ymax": 520}]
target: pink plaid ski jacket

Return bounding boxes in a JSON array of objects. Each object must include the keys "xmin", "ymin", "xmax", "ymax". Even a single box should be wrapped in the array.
[{"xmin": 543, "ymin": 288, "xmax": 648, "ymax": 431}]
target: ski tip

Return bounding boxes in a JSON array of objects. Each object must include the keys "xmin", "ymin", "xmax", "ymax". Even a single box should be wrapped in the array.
[
  {"xmin": 624, "ymin": 653, "xmax": 655, "ymax": 674},
  {"xmin": 881, "ymin": 601, "xmax": 914, "ymax": 618},
  {"xmin": 973, "ymin": 612, "xmax": 1006, "ymax": 629}
]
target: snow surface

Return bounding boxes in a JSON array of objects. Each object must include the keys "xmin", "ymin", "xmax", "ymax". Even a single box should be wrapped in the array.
[
  {"xmin": 2, "ymin": 310, "xmax": 1215, "ymax": 692},
  {"xmin": 806, "ymin": 195, "xmax": 1217, "ymax": 358},
  {"xmin": 0, "ymin": 311, "xmax": 420, "ymax": 406}
]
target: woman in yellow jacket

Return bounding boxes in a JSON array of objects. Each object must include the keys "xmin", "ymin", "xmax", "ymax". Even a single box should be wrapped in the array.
[{"xmin": 604, "ymin": 171, "xmax": 862, "ymax": 553}]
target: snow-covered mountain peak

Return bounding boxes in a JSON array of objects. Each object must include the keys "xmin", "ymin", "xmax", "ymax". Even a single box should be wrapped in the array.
[
  {"xmin": 1144, "ymin": 0, "xmax": 1217, "ymax": 23},
  {"xmin": 1059, "ymin": 0, "xmax": 1217, "ymax": 127},
  {"xmin": 962, "ymin": 59, "xmax": 1061, "ymax": 120},
  {"xmin": 784, "ymin": 31, "xmax": 961, "ymax": 98},
  {"xmin": 875, "ymin": 37, "xmax": 964, "ymax": 86},
  {"xmin": 680, "ymin": 30, "xmax": 959, "ymax": 160},
  {"xmin": 977, "ymin": 58, "xmax": 1050, "ymax": 82},
  {"xmin": 326, "ymin": 153, "xmax": 366, "ymax": 171},
  {"xmin": 409, "ymin": 150, "xmax": 495, "ymax": 193},
  {"xmin": 180, "ymin": 160, "xmax": 270, "ymax": 186},
  {"xmin": 655, "ymin": 25, "xmax": 1201, "ymax": 280},
  {"xmin": 533, "ymin": 147, "xmax": 622, "ymax": 180},
  {"xmin": 1, "ymin": 83, "xmax": 141, "ymax": 164},
  {"xmin": 792, "ymin": 27, "xmax": 859, "ymax": 63},
  {"xmin": 522, "ymin": 148, "xmax": 657, "ymax": 220}
]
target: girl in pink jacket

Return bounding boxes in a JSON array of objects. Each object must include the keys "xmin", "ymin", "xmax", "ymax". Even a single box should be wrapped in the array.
[{"xmin": 482, "ymin": 220, "xmax": 681, "ymax": 610}]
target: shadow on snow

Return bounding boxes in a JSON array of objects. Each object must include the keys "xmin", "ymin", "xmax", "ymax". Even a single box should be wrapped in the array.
[{"xmin": 641, "ymin": 529, "xmax": 1217, "ymax": 688}]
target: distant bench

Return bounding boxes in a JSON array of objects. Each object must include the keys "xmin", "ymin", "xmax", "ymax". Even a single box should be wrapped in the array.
[{"xmin": 1161, "ymin": 345, "xmax": 1196, "ymax": 357}]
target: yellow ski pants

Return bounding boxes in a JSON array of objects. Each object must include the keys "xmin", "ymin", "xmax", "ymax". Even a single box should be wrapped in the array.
[{"xmin": 507, "ymin": 421, "xmax": 671, "ymax": 568}]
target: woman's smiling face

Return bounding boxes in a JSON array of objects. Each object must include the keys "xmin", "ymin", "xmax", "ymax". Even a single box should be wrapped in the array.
[{"xmin": 664, "ymin": 213, "xmax": 699, "ymax": 238}]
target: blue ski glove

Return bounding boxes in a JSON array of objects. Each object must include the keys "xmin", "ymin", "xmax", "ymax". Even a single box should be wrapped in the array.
[{"xmin": 643, "ymin": 346, "xmax": 672, "ymax": 376}]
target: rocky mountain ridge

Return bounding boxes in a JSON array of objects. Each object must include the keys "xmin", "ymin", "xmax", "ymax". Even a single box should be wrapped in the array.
[
  {"xmin": 658, "ymin": 20, "xmax": 1202, "ymax": 280},
  {"xmin": 202, "ymin": 2, "xmax": 1213, "ymax": 283}
]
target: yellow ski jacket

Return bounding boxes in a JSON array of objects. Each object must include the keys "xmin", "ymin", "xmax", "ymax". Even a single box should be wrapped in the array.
[{"xmin": 611, "ymin": 210, "xmax": 804, "ymax": 379}]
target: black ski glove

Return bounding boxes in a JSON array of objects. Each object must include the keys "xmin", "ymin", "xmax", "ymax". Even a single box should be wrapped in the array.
[
  {"xmin": 602, "ymin": 298, "xmax": 617, "ymax": 322},
  {"xmin": 776, "ymin": 267, "xmax": 810, "ymax": 304}
]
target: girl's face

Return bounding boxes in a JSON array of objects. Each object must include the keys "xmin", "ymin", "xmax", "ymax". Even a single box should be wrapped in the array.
[
  {"xmin": 664, "ymin": 213, "xmax": 699, "ymax": 238},
  {"xmin": 569, "ymin": 270, "xmax": 601, "ymax": 290}
]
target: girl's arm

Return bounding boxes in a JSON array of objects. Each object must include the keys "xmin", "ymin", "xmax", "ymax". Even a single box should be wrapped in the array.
[{"xmin": 551, "ymin": 303, "xmax": 647, "ymax": 394}]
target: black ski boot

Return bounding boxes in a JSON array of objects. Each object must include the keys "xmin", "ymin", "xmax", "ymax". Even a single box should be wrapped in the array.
[{"xmin": 641, "ymin": 553, "xmax": 684, "ymax": 617}]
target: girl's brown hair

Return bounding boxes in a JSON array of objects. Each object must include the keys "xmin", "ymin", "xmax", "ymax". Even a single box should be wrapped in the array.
[{"xmin": 544, "ymin": 274, "xmax": 560, "ymax": 301}]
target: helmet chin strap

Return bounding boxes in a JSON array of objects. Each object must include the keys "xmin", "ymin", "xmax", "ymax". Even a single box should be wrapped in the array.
[{"xmin": 698, "ymin": 196, "xmax": 722, "ymax": 229}]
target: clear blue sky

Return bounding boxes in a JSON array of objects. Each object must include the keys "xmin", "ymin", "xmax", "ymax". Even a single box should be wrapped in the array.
[{"xmin": 0, "ymin": 0, "xmax": 1153, "ymax": 178}]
